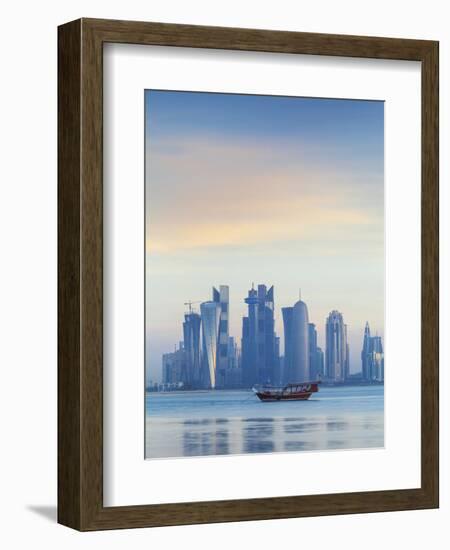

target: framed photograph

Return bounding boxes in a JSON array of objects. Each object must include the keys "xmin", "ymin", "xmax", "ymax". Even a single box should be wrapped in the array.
[{"xmin": 58, "ymin": 18, "xmax": 439, "ymax": 530}]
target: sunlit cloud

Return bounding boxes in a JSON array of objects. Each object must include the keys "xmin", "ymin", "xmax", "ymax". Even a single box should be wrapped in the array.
[
  {"xmin": 146, "ymin": 201, "xmax": 374, "ymax": 253},
  {"xmin": 146, "ymin": 136, "xmax": 382, "ymax": 254}
]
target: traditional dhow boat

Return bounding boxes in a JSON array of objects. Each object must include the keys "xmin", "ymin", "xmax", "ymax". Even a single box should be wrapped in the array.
[{"xmin": 253, "ymin": 382, "xmax": 319, "ymax": 402}]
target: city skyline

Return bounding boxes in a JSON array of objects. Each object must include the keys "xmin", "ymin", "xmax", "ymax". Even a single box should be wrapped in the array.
[
  {"xmin": 145, "ymin": 90, "xmax": 384, "ymax": 383},
  {"xmin": 158, "ymin": 282, "xmax": 383, "ymax": 389}
]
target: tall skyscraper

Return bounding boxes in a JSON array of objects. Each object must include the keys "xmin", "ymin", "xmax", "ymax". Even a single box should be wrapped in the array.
[
  {"xmin": 281, "ymin": 306, "xmax": 294, "ymax": 385},
  {"xmin": 241, "ymin": 284, "xmax": 277, "ymax": 386},
  {"xmin": 213, "ymin": 285, "xmax": 229, "ymax": 388},
  {"xmin": 283, "ymin": 298, "xmax": 310, "ymax": 383},
  {"xmin": 325, "ymin": 310, "xmax": 349, "ymax": 383},
  {"xmin": 182, "ymin": 311, "xmax": 201, "ymax": 387},
  {"xmin": 200, "ymin": 301, "xmax": 221, "ymax": 389},
  {"xmin": 361, "ymin": 322, "xmax": 384, "ymax": 382},
  {"xmin": 308, "ymin": 323, "xmax": 324, "ymax": 380}
]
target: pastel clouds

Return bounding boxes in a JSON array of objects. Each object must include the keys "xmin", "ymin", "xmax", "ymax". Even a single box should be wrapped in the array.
[{"xmin": 146, "ymin": 137, "xmax": 382, "ymax": 254}]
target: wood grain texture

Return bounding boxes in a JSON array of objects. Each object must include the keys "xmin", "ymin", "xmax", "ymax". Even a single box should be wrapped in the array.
[
  {"xmin": 420, "ymin": 41, "xmax": 439, "ymax": 505},
  {"xmin": 57, "ymin": 19, "xmax": 82, "ymax": 530},
  {"xmin": 57, "ymin": 18, "xmax": 439, "ymax": 531}
]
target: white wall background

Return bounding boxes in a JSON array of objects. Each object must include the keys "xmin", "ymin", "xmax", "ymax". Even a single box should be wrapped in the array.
[{"xmin": 0, "ymin": 0, "xmax": 447, "ymax": 547}]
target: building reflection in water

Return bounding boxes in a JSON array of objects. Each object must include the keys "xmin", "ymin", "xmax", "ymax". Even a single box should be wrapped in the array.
[
  {"xmin": 243, "ymin": 418, "xmax": 275, "ymax": 454},
  {"xmin": 284, "ymin": 441, "xmax": 312, "ymax": 452},
  {"xmin": 183, "ymin": 418, "xmax": 230, "ymax": 456},
  {"xmin": 325, "ymin": 418, "xmax": 349, "ymax": 432},
  {"xmin": 284, "ymin": 420, "xmax": 319, "ymax": 434}
]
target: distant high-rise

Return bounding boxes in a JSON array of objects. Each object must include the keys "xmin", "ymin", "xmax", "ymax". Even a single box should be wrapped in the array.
[
  {"xmin": 162, "ymin": 344, "xmax": 187, "ymax": 385},
  {"xmin": 316, "ymin": 347, "xmax": 324, "ymax": 378},
  {"xmin": 213, "ymin": 285, "xmax": 229, "ymax": 388},
  {"xmin": 241, "ymin": 284, "xmax": 277, "ymax": 386},
  {"xmin": 224, "ymin": 336, "xmax": 242, "ymax": 388},
  {"xmin": 183, "ymin": 311, "xmax": 201, "ymax": 386},
  {"xmin": 227, "ymin": 336, "xmax": 237, "ymax": 369},
  {"xmin": 200, "ymin": 301, "xmax": 221, "ymax": 389},
  {"xmin": 308, "ymin": 323, "xmax": 324, "ymax": 380},
  {"xmin": 361, "ymin": 322, "xmax": 384, "ymax": 382},
  {"xmin": 282, "ymin": 298, "xmax": 310, "ymax": 383},
  {"xmin": 325, "ymin": 310, "xmax": 349, "ymax": 383}
]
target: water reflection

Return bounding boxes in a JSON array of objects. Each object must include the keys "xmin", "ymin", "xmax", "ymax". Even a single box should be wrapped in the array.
[
  {"xmin": 145, "ymin": 386, "xmax": 384, "ymax": 459},
  {"xmin": 284, "ymin": 441, "xmax": 313, "ymax": 452},
  {"xmin": 182, "ymin": 418, "xmax": 229, "ymax": 456},
  {"xmin": 244, "ymin": 419, "xmax": 275, "ymax": 454},
  {"xmin": 326, "ymin": 419, "xmax": 349, "ymax": 431},
  {"xmin": 243, "ymin": 417, "xmax": 275, "ymax": 423},
  {"xmin": 284, "ymin": 421, "xmax": 319, "ymax": 434},
  {"xmin": 245, "ymin": 440, "xmax": 275, "ymax": 453}
]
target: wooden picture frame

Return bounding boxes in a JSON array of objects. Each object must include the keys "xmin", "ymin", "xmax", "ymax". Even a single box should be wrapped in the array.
[{"xmin": 58, "ymin": 18, "xmax": 439, "ymax": 531}]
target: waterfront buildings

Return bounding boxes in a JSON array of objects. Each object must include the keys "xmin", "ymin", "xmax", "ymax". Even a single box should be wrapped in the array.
[
  {"xmin": 160, "ymin": 285, "xmax": 384, "ymax": 390},
  {"xmin": 325, "ymin": 310, "xmax": 349, "ymax": 383},
  {"xmin": 361, "ymin": 322, "xmax": 384, "ymax": 382},
  {"xmin": 241, "ymin": 284, "xmax": 279, "ymax": 386}
]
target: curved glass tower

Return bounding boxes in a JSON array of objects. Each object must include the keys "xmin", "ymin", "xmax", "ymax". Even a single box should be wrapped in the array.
[
  {"xmin": 200, "ymin": 301, "xmax": 221, "ymax": 389},
  {"xmin": 283, "ymin": 300, "xmax": 311, "ymax": 383}
]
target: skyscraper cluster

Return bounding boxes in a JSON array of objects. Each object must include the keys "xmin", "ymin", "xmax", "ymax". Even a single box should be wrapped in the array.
[
  {"xmin": 163, "ymin": 286, "xmax": 240, "ymax": 389},
  {"xmin": 161, "ymin": 283, "xmax": 384, "ymax": 389}
]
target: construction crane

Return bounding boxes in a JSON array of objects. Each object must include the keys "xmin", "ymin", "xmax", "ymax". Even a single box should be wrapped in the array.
[{"xmin": 184, "ymin": 300, "xmax": 201, "ymax": 314}]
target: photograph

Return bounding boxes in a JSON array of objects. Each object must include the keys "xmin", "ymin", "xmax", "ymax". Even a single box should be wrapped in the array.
[{"xmin": 144, "ymin": 90, "xmax": 385, "ymax": 460}]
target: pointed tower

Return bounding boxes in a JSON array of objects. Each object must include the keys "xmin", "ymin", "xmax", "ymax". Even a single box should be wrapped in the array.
[{"xmin": 361, "ymin": 321, "xmax": 371, "ymax": 381}]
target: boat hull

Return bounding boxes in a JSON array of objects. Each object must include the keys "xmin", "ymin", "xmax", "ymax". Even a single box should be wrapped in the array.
[
  {"xmin": 256, "ymin": 392, "xmax": 312, "ymax": 402},
  {"xmin": 254, "ymin": 382, "xmax": 319, "ymax": 402}
]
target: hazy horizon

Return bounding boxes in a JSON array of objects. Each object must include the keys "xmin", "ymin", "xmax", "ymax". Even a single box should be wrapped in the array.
[{"xmin": 145, "ymin": 90, "xmax": 384, "ymax": 384}]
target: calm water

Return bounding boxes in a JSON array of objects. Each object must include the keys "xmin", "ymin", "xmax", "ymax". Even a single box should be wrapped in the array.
[{"xmin": 145, "ymin": 385, "xmax": 384, "ymax": 459}]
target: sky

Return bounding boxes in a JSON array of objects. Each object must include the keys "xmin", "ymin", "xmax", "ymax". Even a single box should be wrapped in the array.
[{"xmin": 145, "ymin": 90, "xmax": 384, "ymax": 383}]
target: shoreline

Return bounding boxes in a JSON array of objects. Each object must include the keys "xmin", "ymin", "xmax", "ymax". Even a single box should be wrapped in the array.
[{"xmin": 146, "ymin": 382, "xmax": 385, "ymax": 394}]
